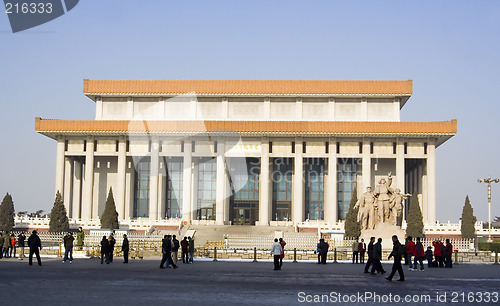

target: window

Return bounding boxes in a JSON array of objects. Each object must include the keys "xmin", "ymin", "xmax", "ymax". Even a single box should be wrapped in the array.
[
  {"xmin": 133, "ymin": 158, "xmax": 150, "ymax": 218},
  {"xmin": 272, "ymin": 158, "xmax": 293, "ymax": 221},
  {"xmin": 165, "ymin": 157, "xmax": 183, "ymax": 219},
  {"xmin": 197, "ymin": 157, "xmax": 216, "ymax": 220},
  {"xmin": 305, "ymin": 158, "xmax": 325, "ymax": 220},
  {"xmin": 337, "ymin": 158, "xmax": 358, "ymax": 220}
]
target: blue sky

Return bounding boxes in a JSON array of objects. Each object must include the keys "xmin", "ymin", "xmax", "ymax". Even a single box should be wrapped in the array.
[{"xmin": 1, "ymin": 0, "xmax": 500, "ymax": 223}]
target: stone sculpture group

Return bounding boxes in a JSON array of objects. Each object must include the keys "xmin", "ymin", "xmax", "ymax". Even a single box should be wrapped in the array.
[{"xmin": 355, "ymin": 172, "xmax": 410, "ymax": 230}]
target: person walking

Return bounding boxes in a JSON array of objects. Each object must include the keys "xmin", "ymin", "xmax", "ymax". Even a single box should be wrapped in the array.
[
  {"xmin": 171, "ymin": 235, "xmax": 180, "ymax": 266},
  {"xmin": 27, "ymin": 230, "xmax": 42, "ymax": 266},
  {"xmin": 122, "ymin": 234, "xmax": 129, "ymax": 263},
  {"xmin": 358, "ymin": 238, "xmax": 366, "ymax": 264},
  {"xmin": 413, "ymin": 237, "xmax": 425, "ymax": 271},
  {"xmin": 76, "ymin": 227, "xmax": 85, "ymax": 251},
  {"xmin": 270, "ymin": 238, "xmax": 282, "ymax": 270},
  {"xmin": 364, "ymin": 237, "xmax": 375, "ymax": 273},
  {"xmin": 352, "ymin": 239, "xmax": 359, "ymax": 264},
  {"xmin": 62, "ymin": 232, "xmax": 74, "ymax": 263},
  {"xmin": 181, "ymin": 236, "xmax": 189, "ymax": 263},
  {"xmin": 386, "ymin": 235, "xmax": 404, "ymax": 281},
  {"xmin": 17, "ymin": 232, "xmax": 26, "ymax": 260},
  {"xmin": 188, "ymin": 236, "xmax": 195, "ymax": 264},
  {"xmin": 108, "ymin": 234, "xmax": 116, "ymax": 263},
  {"xmin": 159, "ymin": 235, "xmax": 178, "ymax": 269},
  {"xmin": 406, "ymin": 236, "xmax": 415, "ymax": 270},
  {"xmin": 279, "ymin": 238, "xmax": 286, "ymax": 268},
  {"xmin": 445, "ymin": 239, "xmax": 453, "ymax": 268},
  {"xmin": 316, "ymin": 240, "xmax": 322, "ymax": 264},
  {"xmin": 100, "ymin": 236, "xmax": 109, "ymax": 264},
  {"xmin": 3, "ymin": 231, "xmax": 11, "ymax": 258},
  {"xmin": 9, "ymin": 234, "xmax": 17, "ymax": 258},
  {"xmin": 371, "ymin": 238, "xmax": 386, "ymax": 275}
]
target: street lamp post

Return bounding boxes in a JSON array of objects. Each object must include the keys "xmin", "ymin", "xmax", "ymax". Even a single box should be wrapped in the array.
[{"xmin": 478, "ymin": 177, "xmax": 499, "ymax": 242}]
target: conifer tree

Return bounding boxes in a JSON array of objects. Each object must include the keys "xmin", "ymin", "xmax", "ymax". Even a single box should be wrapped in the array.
[
  {"xmin": 49, "ymin": 190, "xmax": 69, "ymax": 232},
  {"xmin": 101, "ymin": 187, "xmax": 119, "ymax": 229},
  {"xmin": 406, "ymin": 192, "xmax": 424, "ymax": 238},
  {"xmin": 0, "ymin": 193, "xmax": 15, "ymax": 231},
  {"xmin": 345, "ymin": 189, "xmax": 361, "ymax": 239},
  {"xmin": 461, "ymin": 195, "xmax": 477, "ymax": 239}
]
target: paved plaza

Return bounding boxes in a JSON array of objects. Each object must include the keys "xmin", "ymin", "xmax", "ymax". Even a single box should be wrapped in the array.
[{"xmin": 1, "ymin": 257, "xmax": 499, "ymax": 305}]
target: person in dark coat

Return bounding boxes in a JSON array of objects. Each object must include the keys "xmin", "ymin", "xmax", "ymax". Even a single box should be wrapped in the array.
[
  {"xmin": 318, "ymin": 239, "xmax": 329, "ymax": 264},
  {"xmin": 188, "ymin": 236, "xmax": 195, "ymax": 263},
  {"xmin": 159, "ymin": 235, "xmax": 178, "ymax": 269},
  {"xmin": 27, "ymin": 230, "xmax": 42, "ymax": 266},
  {"xmin": 425, "ymin": 246, "xmax": 433, "ymax": 268},
  {"xmin": 62, "ymin": 232, "xmax": 75, "ymax": 263},
  {"xmin": 17, "ymin": 232, "xmax": 26, "ymax": 260},
  {"xmin": 100, "ymin": 236, "xmax": 109, "ymax": 264},
  {"xmin": 445, "ymin": 239, "xmax": 453, "ymax": 268},
  {"xmin": 171, "ymin": 235, "xmax": 180, "ymax": 266},
  {"xmin": 122, "ymin": 234, "xmax": 129, "ymax": 263},
  {"xmin": 370, "ymin": 238, "xmax": 386, "ymax": 274},
  {"xmin": 364, "ymin": 237, "xmax": 375, "ymax": 273},
  {"xmin": 0, "ymin": 233, "xmax": 4, "ymax": 259},
  {"xmin": 3, "ymin": 231, "xmax": 11, "ymax": 258},
  {"xmin": 108, "ymin": 234, "xmax": 116, "ymax": 263},
  {"xmin": 181, "ymin": 237, "xmax": 189, "ymax": 263},
  {"xmin": 386, "ymin": 235, "xmax": 405, "ymax": 281},
  {"xmin": 358, "ymin": 238, "xmax": 366, "ymax": 264}
]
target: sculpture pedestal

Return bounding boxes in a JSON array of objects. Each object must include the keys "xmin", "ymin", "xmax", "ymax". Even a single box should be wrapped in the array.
[{"xmin": 361, "ymin": 223, "xmax": 405, "ymax": 251}]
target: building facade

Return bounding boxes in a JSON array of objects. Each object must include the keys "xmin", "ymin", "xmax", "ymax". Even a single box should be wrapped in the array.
[{"xmin": 35, "ymin": 80, "xmax": 457, "ymax": 227}]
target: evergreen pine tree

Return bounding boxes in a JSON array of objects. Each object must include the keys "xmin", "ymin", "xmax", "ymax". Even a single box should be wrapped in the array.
[
  {"xmin": 461, "ymin": 195, "xmax": 477, "ymax": 239},
  {"xmin": 101, "ymin": 187, "xmax": 119, "ymax": 229},
  {"xmin": 345, "ymin": 189, "xmax": 361, "ymax": 239},
  {"xmin": 49, "ymin": 190, "xmax": 69, "ymax": 232},
  {"xmin": 406, "ymin": 192, "xmax": 424, "ymax": 238},
  {"xmin": 0, "ymin": 193, "xmax": 15, "ymax": 231}
]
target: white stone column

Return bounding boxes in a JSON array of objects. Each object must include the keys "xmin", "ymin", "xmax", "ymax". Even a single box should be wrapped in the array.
[
  {"xmin": 362, "ymin": 138, "xmax": 371, "ymax": 192},
  {"xmin": 72, "ymin": 159, "xmax": 83, "ymax": 219},
  {"xmin": 296, "ymin": 98, "xmax": 303, "ymax": 120},
  {"xmin": 293, "ymin": 138, "xmax": 304, "ymax": 224},
  {"xmin": 361, "ymin": 98, "xmax": 368, "ymax": 120},
  {"xmin": 216, "ymin": 139, "xmax": 226, "ymax": 225},
  {"xmin": 63, "ymin": 157, "xmax": 74, "ymax": 217},
  {"xmin": 149, "ymin": 139, "xmax": 160, "ymax": 221},
  {"xmin": 427, "ymin": 139, "xmax": 436, "ymax": 224},
  {"xmin": 116, "ymin": 136, "xmax": 127, "ymax": 221},
  {"xmin": 258, "ymin": 137, "xmax": 271, "ymax": 225},
  {"xmin": 396, "ymin": 138, "xmax": 405, "ymax": 192},
  {"xmin": 82, "ymin": 137, "xmax": 94, "ymax": 221},
  {"xmin": 182, "ymin": 140, "xmax": 193, "ymax": 223},
  {"xmin": 95, "ymin": 97, "xmax": 103, "ymax": 119},
  {"xmin": 55, "ymin": 136, "xmax": 65, "ymax": 196},
  {"xmin": 325, "ymin": 138, "xmax": 337, "ymax": 224}
]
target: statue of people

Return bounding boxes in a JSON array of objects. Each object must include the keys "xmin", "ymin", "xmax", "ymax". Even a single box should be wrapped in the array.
[
  {"xmin": 355, "ymin": 186, "xmax": 376, "ymax": 230},
  {"xmin": 374, "ymin": 172, "xmax": 393, "ymax": 223},
  {"xmin": 389, "ymin": 188, "xmax": 410, "ymax": 226}
]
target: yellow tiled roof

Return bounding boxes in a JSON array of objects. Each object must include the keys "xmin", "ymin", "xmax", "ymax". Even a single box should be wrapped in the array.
[
  {"xmin": 35, "ymin": 118, "xmax": 456, "ymax": 136},
  {"xmin": 83, "ymin": 79, "xmax": 413, "ymax": 96}
]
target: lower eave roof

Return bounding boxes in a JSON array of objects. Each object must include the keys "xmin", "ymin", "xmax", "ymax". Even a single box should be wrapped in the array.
[{"xmin": 35, "ymin": 118, "xmax": 457, "ymax": 147}]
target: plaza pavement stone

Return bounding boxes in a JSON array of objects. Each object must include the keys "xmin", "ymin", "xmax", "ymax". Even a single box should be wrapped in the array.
[{"xmin": 0, "ymin": 257, "xmax": 499, "ymax": 305}]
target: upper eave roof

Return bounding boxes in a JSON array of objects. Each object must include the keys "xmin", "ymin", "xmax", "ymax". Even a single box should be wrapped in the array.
[
  {"xmin": 35, "ymin": 118, "xmax": 456, "ymax": 147},
  {"xmin": 83, "ymin": 79, "xmax": 413, "ymax": 97}
]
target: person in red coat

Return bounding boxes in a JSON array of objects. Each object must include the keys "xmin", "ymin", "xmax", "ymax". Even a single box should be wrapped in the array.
[
  {"xmin": 406, "ymin": 236, "xmax": 416, "ymax": 270},
  {"xmin": 433, "ymin": 240, "xmax": 444, "ymax": 267},
  {"xmin": 279, "ymin": 238, "xmax": 286, "ymax": 268},
  {"xmin": 412, "ymin": 237, "xmax": 425, "ymax": 271}
]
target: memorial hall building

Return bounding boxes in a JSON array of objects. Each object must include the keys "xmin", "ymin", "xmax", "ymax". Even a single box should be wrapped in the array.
[{"xmin": 35, "ymin": 80, "xmax": 457, "ymax": 228}]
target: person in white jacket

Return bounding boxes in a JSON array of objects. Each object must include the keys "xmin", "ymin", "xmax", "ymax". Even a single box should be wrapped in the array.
[{"xmin": 270, "ymin": 238, "xmax": 282, "ymax": 270}]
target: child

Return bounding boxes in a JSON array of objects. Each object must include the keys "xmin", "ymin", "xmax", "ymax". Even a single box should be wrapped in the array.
[{"xmin": 425, "ymin": 246, "xmax": 433, "ymax": 268}]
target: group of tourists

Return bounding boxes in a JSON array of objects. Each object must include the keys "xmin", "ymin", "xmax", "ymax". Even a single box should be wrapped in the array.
[
  {"xmin": 270, "ymin": 238, "xmax": 286, "ymax": 270},
  {"xmin": 0, "ymin": 230, "xmax": 43, "ymax": 265},
  {"xmin": 159, "ymin": 235, "xmax": 195, "ymax": 269},
  {"xmin": 405, "ymin": 237, "xmax": 453, "ymax": 269},
  {"xmin": 0, "ymin": 231, "xmax": 25, "ymax": 259},
  {"xmin": 362, "ymin": 235, "xmax": 405, "ymax": 281},
  {"xmin": 351, "ymin": 238, "xmax": 367, "ymax": 264}
]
